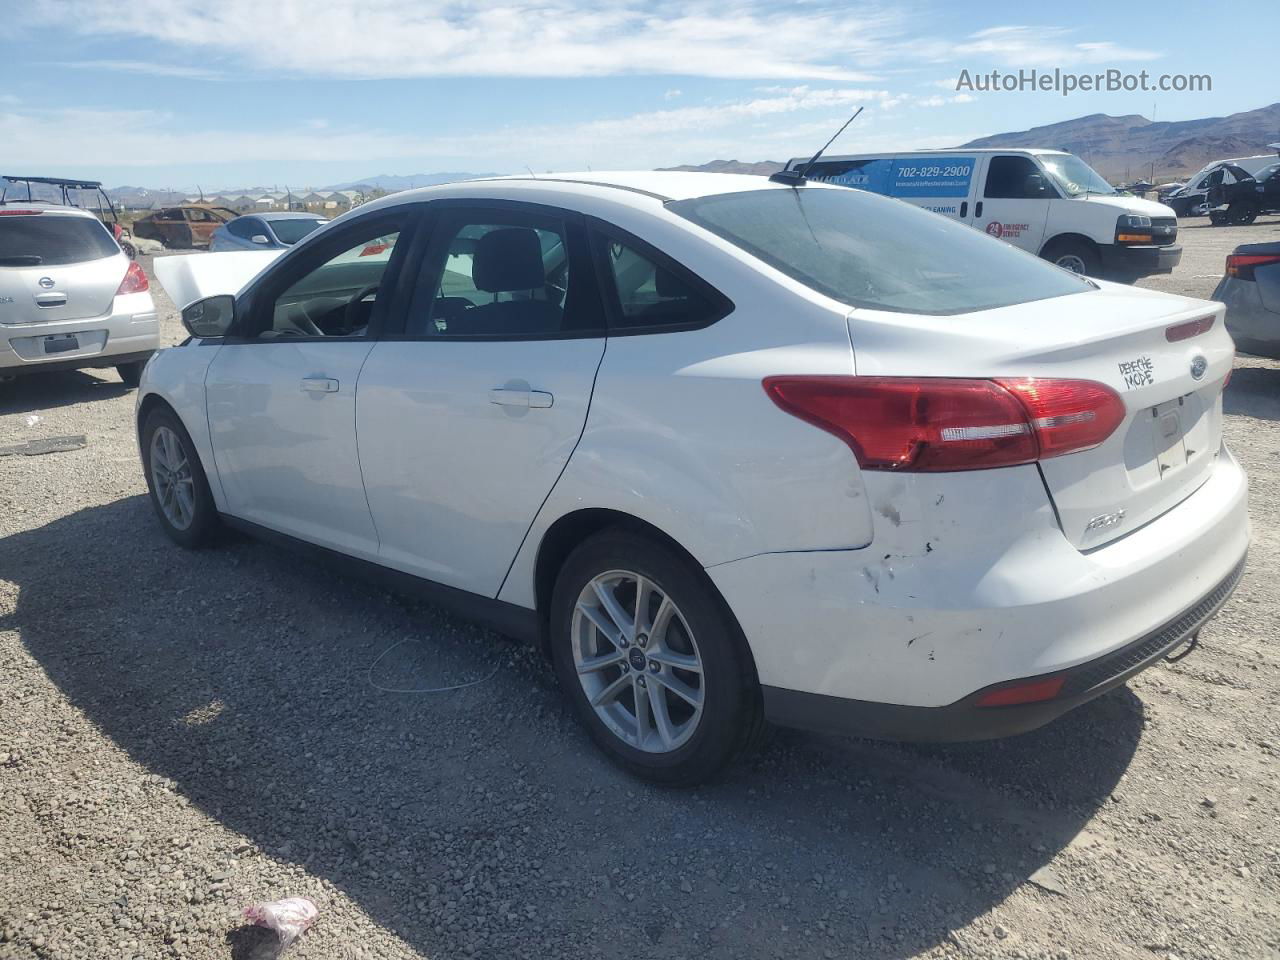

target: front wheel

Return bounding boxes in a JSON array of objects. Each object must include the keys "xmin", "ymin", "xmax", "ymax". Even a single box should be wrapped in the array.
[
  {"xmin": 550, "ymin": 529, "xmax": 762, "ymax": 785},
  {"xmin": 140, "ymin": 407, "xmax": 219, "ymax": 548},
  {"xmin": 116, "ymin": 361, "xmax": 145, "ymax": 387},
  {"xmin": 1041, "ymin": 238, "xmax": 1100, "ymax": 277}
]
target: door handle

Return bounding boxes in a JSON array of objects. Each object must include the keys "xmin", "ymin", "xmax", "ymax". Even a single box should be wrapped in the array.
[
  {"xmin": 975, "ymin": 200, "xmax": 984, "ymax": 217},
  {"xmin": 959, "ymin": 201, "xmax": 968, "ymax": 218},
  {"xmin": 300, "ymin": 377, "xmax": 339, "ymax": 393},
  {"xmin": 489, "ymin": 387, "xmax": 554, "ymax": 408}
]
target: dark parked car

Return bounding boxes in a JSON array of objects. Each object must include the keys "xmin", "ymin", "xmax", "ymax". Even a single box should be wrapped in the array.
[
  {"xmin": 209, "ymin": 212, "xmax": 328, "ymax": 252},
  {"xmin": 1207, "ymin": 163, "xmax": 1280, "ymax": 225},
  {"xmin": 132, "ymin": 205, "xmax": 238, "ymax": 249},
  {"xmin": 1214, "ymin": 242, "xmax": 1280, "ymax": 357}
]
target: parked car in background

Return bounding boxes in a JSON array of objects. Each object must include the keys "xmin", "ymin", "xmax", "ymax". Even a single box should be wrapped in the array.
[
  {"xmin": 787, "ymin": 148, "xmax": 1181, "ymax": 281},
  {"xmin": 1206, "ymin": 162, "xmax": 1280, "ymax": 225},
  {"xmin": 142, "ymin": 172, "xmax": 1246, "ymax": 784},
  {"xmin": 1165, "ymin": 153, "xmax": 1279, "ymax": 217},
  {"xmin": 1214, "ymin": 242, "xmax": 1280, "ymax": 357},
  {"xmin": 132, "ymin": 204, "xmax": 238, "ymax": 249},
  {"xmin": 2, "ymin": 174, "xmax": 138, "ymax": 258},
  {"xmin": 0, "ymin": 205, "xmax": 157, "ymax": 384},
  {"xmin": 209, "ymin": 212, "xmax": 328, "ymax": 252}
]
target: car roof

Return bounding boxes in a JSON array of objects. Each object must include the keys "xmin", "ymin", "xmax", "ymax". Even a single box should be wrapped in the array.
[
  {"xmin": 381, "ymin": 170, "xmax": 834, "ymax": 206},
  {"xmin": 0, "ymin": 203, "xmax": 102, "ymax": 220},
  {"xmin": 256, "ymin": 211, "xmax": 327, "ymax": 220}
]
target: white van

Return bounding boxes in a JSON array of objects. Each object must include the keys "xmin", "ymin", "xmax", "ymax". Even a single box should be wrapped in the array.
[{"xmin": 784, "ymin": 148, "xmax": 1181, "ymax": 281}]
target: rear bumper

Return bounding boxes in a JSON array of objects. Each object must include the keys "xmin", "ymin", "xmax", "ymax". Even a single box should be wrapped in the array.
[
  {"xmin": 1100, "ymin": 242, "xmax": 1182, "ymax": 277},
  {"xmin": 763, "ymin": 556, "xmax": 1245, "ymax": 741},
  {"xmin": 1216, "ymin": 275, "xmax": 1280, "ymax": 352},
  {"xmin": 709, "ymin": 447, "xmax": 1250, "ymax": 730},
  {"xmin": 0, "ymin": 296, "xmax": 159, "ymax": 373}
]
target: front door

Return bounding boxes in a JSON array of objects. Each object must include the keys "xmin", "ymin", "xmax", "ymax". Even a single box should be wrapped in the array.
[
  {"xmin": 974, "ymin": 154, "xmax": 1052, "ymax": 254},
  {"xmin": 356, "ymin": 202, "xmax": 607, "ymax": 596},
  {"xmin": 204, "ymin": 210, "xmax": 416, "ymax": 558}
]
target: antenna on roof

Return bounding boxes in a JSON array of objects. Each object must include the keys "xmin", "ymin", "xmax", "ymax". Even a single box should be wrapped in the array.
[
  {"xmin": 769, "ymin": 106, "xmax": 864, "ymax": 186},
  {"xmin": 525, "ymin": 166, "xmax": 538, "ymax": 179}
]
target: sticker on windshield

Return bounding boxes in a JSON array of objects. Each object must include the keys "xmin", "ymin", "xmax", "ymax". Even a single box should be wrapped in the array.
[{"xmin": 1118, "ymin": 355, "xmax": 1154, "ymax": 389}]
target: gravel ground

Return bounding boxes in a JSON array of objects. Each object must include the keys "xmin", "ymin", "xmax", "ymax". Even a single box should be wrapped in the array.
[{"xmin": 2, "ymin": 221, "xmax": 1279, "ymax": 960}]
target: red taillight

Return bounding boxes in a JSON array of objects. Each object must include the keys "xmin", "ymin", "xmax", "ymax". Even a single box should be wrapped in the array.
[
  {"xmin": 975, "ymin": 674, "xmax": 1066, "ymax": 708},
  {"xmin": 116, "ymin": 260, "xmax": 149, "ymax": 295},
  {"xmin": 1226, "ymin": 253, "xmax": 1280, "ymax": 281},
  {"xmin": 994, "ymin": 378, "xmax": 1126, "ymax": 460},
  {"xmin": 762, "ymin": 376, "xmax": 1125, "ymax": 472},
  {"xmin": 1165, "ymin": 315, "xmax": 1215, "ymax": 342},
  {"xmin": 0, "ymin": 208, "xmax": 44, "ymax": 216}
]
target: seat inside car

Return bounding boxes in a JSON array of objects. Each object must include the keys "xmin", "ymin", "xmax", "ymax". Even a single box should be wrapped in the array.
[{"xmin": 445, "ymin": 227, "xmax": 562, "ymax": 335}]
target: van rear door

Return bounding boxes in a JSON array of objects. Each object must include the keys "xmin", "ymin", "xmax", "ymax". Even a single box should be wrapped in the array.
[{"xmin": 885, "ymin": 154, "xmax": 979, "ymax": 225}]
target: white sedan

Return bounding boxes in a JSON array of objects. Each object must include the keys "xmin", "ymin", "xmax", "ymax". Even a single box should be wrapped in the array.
[{"xmin": 140, "ymin": 172, "xmax": 1249, "ymax": 784}]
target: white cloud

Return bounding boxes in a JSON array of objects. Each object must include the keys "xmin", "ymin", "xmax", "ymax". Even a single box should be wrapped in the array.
[
  {"xmin": 664, "ymin": 89, "xmax": 683, "ymax": 100},
  {"xmin": 52, "ymin": 59, "xmax": 223, "ymax": 80},
  {"xmin": 953, "ymin": 26, "xmax": 1160, "ymax": 66},
  {"xmin": 38, "ymin": 0, "xmax": 896, "ymax": 81}
]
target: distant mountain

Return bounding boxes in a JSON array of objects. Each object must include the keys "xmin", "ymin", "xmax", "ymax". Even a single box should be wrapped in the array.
[
  {"xmin": 959, "ymin": 102, "xmax": 1280, "ymax": 180},
  {"xmin": 324, "ymin": 172, "xmax": 499, "ymax": 191},
  {"xmin": 657, "ymin": 159, "xmax": 784, "ymax": 176}
]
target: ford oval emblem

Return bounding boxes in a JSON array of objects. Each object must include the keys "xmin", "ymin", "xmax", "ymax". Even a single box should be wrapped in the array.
[
  {"xmin": 38, "ymin": 276, "xmax": 55, "ymax": 289},
  {"xmin": 1190, "ymin": 356, "xmax": 1208, "ymax": 380}
]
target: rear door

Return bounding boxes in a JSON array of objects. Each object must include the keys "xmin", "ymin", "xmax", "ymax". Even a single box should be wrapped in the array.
[
  {"xmin": 974, "ymin": 155, "xmax": 1052, "ymax": 253},
  {"xmin": 0, "ymin": 211, "xmax": 124, "ymax": 325},
  {"xmin": 356, "ymin": 201, "xmax": 606, "ymax": 596},
  {"xmin": 886, "ymin": 154, "xmax": 980, "ymax": 224},
  {"xmin": 203, "ymin": 208, "xmax": 417, "ymax": 557}
]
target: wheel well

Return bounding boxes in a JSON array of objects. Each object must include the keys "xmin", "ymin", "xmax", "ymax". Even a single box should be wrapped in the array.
[
  {"xmin": 531, "ymin": 509, "xmax": 753, "ymax": 674},
  {"xmin": 1040, "ymin": 233, "xmax": 1099, "ymax": 259},
  {"xmin": 135, "ymin": 392, "xmax": 175, "ymax": 441}
]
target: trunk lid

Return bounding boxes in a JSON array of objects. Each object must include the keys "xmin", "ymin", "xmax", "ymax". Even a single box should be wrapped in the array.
[
  {"xmin": 0, "ymin": 211, "xmax": 126, "ymax": 324},
  {"xmin": 847, "ymin": 283, "xmax": 1233, "ymax": 549}
]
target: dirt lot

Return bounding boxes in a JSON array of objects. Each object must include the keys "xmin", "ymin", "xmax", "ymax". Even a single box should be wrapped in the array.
[{"xmin": 2, "ymin": 218, "xmax": 1279, "ymax": 960}]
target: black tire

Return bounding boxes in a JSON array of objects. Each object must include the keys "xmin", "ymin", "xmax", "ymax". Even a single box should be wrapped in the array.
[
  {"xmin": 1227, "ymin": 202, "xmax": 1260, "ymax": 225},
  {"xmin": 116, "ymin": 361, "xmax": 145, "ymax": 387},
  {"xmin": 120, "ymin": 240, "xmax": 137, "ymax": 260},
  {"xmin": 140, "ymin": 406, "xmax": 219, "ymax": 548},
  {"xmin": 1041, "ymin": 237, "xmax": 1100, "ymax": 277},
  {"xmin": 549, "ymin": 528, "xmax": 762, "ymax": 785}
]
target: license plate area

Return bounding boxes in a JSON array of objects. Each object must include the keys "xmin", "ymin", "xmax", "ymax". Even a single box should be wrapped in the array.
[
  {"xmin": 1151, "ymin": 397, "xmax": 1187, "ymax": 478},
  {"xmin": 43, "ymin": 333, "xmax": 80, "ymax": 354}
]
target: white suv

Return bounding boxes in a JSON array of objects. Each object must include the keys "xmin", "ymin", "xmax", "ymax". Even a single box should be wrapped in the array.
[
  {"xmin": 0, "ymin": 205, "xmax": 158, "ymax": 383},
  {"xmin": 140, "ymin": 172, "xmax": 1248, "ymax": 784}
]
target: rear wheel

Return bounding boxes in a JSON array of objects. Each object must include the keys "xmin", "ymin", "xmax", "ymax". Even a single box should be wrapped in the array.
[
  {"xmin": 1227, "ymin": 201, "xmax": 1260, "ymax": 225},
  {"xmin": 140, "ymin": 407, "xmax": 219, "ymax": 548},
  {"xmin": 549, "ymin": 529, "xmax": 761, "ymax": 785},
  {"xmin": 116, "ymin": 361, "xmax": 144, "ymax": 387},
  {"xmin": 1041, "ymin": 238, "xmax": 1100, "ymax": 277}
]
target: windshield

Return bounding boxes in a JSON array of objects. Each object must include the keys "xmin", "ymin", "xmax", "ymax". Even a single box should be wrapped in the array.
[
  {"xmin": 669, "ymin": 187, "xmax": 1089, "ymax": 315},
  {"xmin": 269, "ymin": 218, "xmax": 326, "ymax": 245},
  {"xmin": 1039, "ymin": 154, "xmax": 1116, "ymax": 197},
  {"xmin": 0, "ymin": 214, "xmax": 118, "ymax": 266}
]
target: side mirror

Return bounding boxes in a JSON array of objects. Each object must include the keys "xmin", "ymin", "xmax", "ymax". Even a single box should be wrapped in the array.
[
  {"xmin": 250, "ymin": 234, "xmax": 270, "ymax": 244},
  {"xmin": 1024, "ymin": 173, "xmax": 1049, "ymax": 197},
  {"xmin": 181, "ymin": 294, "xmax": 236, "ymax": 339}
]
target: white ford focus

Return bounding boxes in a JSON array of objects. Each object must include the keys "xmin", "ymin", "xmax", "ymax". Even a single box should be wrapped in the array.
[{"xmin": 140, "ymin": 172, "xmax": 1248, "ymax": 784}]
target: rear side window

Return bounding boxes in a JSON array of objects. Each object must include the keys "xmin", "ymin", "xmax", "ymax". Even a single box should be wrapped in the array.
[
  {"xmin": 594, "ymin": 232, "xmax": 728, "ymax": 330},
  {"xmin": 0, "ymin": 214, "xmax": 118, "ymax": 266},
  {"xmin": 669, "ymin": 187, "xmax": 1089, "ymax": 315}
]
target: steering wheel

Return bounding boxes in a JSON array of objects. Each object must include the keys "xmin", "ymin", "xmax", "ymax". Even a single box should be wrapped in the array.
[
  {"xmin": 279, "ymin": 308, "xmax": 323, "ymax": 338},
  {"xmin": 345, "ymin": 284, "xmax": 380, "ymax": 332}
]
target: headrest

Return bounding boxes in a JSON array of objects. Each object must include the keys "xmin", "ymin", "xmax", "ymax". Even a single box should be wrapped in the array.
[{"xmin": 472, "ymin": 228, "xmax": 546, "ymax": 293}]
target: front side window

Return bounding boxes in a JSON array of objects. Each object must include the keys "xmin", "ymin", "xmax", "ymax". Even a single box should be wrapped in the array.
[
  {"xmin": 226, "ymin": 218, "xmax": 257, "ymax": 240},
  {"xmin": 407, "ymin": 212, "xmax": 588, "ymax": 337},
  {"xmin": 669, "ymin": 186, "xmax": 1090, "ymax": 315},
  {"xmin": 251, "ymin": 222, "xmax": 403, "ymax": 339},
  {"xmin": 598, "ymin": 235, "xmax": 725, "ymax": 329},
  {"xmin": 984, "ymin": 156, "xmax": 1045, "ymax": 199}
]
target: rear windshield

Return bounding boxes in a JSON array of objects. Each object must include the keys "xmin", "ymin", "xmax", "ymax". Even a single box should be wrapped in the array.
[
  {"xmin": 0, "ymin": 214, "xmax": 118, "ymax": 266},
  {"xmin": 269, "ymin": 218, "xmax": 325, "ymax": 245},
  {"xmin": 668, "ymin": 187, "xmax": 1090, "ymax": 315}
]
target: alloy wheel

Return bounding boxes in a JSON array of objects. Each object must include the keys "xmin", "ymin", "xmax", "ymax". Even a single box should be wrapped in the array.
[
  {"xmin": 571, "ymin": 570, "xmax": 705, "ymax": 753},
  {"xmin": 149, "ymin": 425, "xmax": 196, "ymax": 531}
]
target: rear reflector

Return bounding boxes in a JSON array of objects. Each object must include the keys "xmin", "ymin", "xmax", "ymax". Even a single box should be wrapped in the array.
[
  {"xmin": 0, "ymin": 208, "xmax": 44, "ymax": 216},
  {"xmin": 116, "ymin": 260, "xmax": 149, "ymax": 295},
  {"xmin": 1226, "ymin": 252, "xmax": 1280, "ymax": 281},
  {"xmin": 1165, "ymin": 315, "xmax": 1216, "ymax": 342},
  {"xmin": 762, "ymin": 376, "xmax": 1125, "ymax": 472},
  {"xmin": 975, "ymin": 675, "xmax": 1066, "ymax": 708}
]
